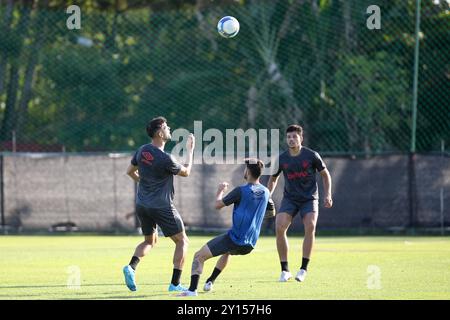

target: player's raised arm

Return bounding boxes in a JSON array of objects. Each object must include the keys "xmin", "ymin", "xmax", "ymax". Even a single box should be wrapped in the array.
[
  {"xmin": 215, "ymin": 183, "xmax": 242, "ymax": 211},
  {"xmin": 126, "ymin": 164, "xmax": 139, "ymax": 183},
  {"xmin": 178, "ymin": 133, "xmax": 195, "ymax": 177},
  {"xmin": 320, "ymin": 168, "xmax": 333, "ymax": 208},
  {"xmin": 214, "ymin": 182, "xmax": 229, "ymax": 209},
  {"xmin": 267, "ymin": 156, "xmax": 281, "ymax": 195},
  {"xmin": 267, "ymin": 175, "xmax": 280, "ymax": 196}
]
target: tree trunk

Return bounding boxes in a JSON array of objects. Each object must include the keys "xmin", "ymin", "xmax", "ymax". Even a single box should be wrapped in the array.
[
  {"xmin": 277, "ymin": 0, "xmax": 304, "ymax": 40},
  {"xmin": 0, "ymin": 0, "xmax": 14, "ymax": 98},
  {"xmin": 195, "ymin": 0, "xmax": 217, "ymax": 52},
  {"xmin": 0, "ymin": 1, "xmax": 33, "ymax": 141},
  {"xmin": 341, "ymin": 1, "xmax": 360, "ymax": 151},
  {"xmin": 1, "ymin": 66, "xmax": 20, "ymax": 141},
  {"xmin": 16, "ymin": 0, "xmax": 48, "ymax": 140},
  {"xmin": 342, "ymin": 0, "xmax": 357, "ymax": 52}
]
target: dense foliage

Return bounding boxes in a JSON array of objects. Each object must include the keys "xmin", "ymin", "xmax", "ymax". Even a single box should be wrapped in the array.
[{"xmin": 0, "ymin": 0, "xmax": 448, "ymax": 153}]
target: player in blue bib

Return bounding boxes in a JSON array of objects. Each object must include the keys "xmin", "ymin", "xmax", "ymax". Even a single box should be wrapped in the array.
[{"xmin": 178, "ymin": 159, "xmax": 273, "ymax": 296}]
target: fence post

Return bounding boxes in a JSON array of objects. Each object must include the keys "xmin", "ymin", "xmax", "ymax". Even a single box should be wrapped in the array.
[
  {"xmin": 440, "ymin": 140, "xmax": 445, "ymax": 235},
  {"xmin": 411, "ymin": 0, "xmax": 421, "ymax": 154},
  {"xmin": 408, "ymin": 153, "xmax": 417, "ymax": 230},
  {"xmin": 112, "ymin": 155, "xmax": 118, "ymax": 233},
  {"xmin": 409, "ymin": 0, "xmax": 421, "ymax": 231}
]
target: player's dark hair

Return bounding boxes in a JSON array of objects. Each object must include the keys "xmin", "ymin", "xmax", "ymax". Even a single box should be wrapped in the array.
[
  {"xmin": 146, "ymin": 116, "xmax": 167, "ymax": 138},
  {"xmin": 245, "ymin": 158, "xmax": 264, "ymax": 179},
  {"xmin": 286, "ymin": 124, "xmax": 303, "ymax": 136}
]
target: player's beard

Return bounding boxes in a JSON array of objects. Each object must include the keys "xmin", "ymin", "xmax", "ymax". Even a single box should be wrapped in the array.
[
  {"xmin": 163, "ymin": 131, "xmax": 172, "ymax": 142},
  {"xmin": 244, "ymin": 170, "xmax": 248, "ymax": 181},
  {"xmin": 288, "ymin": 141, "xmax": 301, "ymax": 149}
]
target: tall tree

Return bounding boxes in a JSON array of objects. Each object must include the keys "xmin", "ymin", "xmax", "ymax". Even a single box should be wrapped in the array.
[
  {"xmin": 16, "ymin": 0, "xmax": 49, "ymax": 141},
  {"xmin": 0, "ymin": 1, "xmax": 34, "ymax": 141},
  {"xmin": 0, "ymin": 0, "xmax": 14, "ymax": 98}
]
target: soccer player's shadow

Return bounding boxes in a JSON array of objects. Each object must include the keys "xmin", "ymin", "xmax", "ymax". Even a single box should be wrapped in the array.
[
  {"xmin": 0, "ymin": 282, "xmax": 171, "ymax": 296},
  {"xmin": 87, "ymin": 295, "xmax": 158, "ymax": 300},
  {"xmin": 0, "ymin": 283, "xmax": 129, "ymax": 289}
]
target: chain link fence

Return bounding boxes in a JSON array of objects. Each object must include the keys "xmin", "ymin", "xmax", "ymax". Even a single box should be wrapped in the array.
[
  {"xmin": 0, "ymin": 0, "xmax": 448, "ymax": 232},
  {"xmin": 0, "ymin": 0, "xmax": 448, "ymax": 153},
  {"xmin": 1, "ymin": 152, "xmax": 448, "ymax": 232}
]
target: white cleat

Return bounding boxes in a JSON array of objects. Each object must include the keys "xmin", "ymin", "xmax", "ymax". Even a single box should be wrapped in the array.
[
  {"xmin": 203, "ymin": 281, "xmax": 213, "ymax": 292},
  {"xmin": 279, "ymin": 271, "xmax": 292, "ymax": 282},
  {"xmin": 295, "ymin": 269, "xmax": 307, "ymax": 282}
]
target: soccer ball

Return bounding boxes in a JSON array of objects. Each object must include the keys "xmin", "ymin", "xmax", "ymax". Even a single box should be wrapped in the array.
[{"xmin": 217, "ymin": 16, "xmax": 240, "ymax": 38}]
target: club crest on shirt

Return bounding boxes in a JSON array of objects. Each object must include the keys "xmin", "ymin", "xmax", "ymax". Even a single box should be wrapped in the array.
[
  {"xmin": 302, "ymin": 160, "xmax": 309, "ymax": 169},
  {"xmin": 253, "ymin": 189, "xmax": 266, "ymax": 197},
  {"xmin": 141, "ymin": 151, "xmax": 154, "ymax": 165}
]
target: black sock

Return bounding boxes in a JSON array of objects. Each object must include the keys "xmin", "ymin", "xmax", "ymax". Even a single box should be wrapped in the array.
[
  {"xmin": 171, "ymin": 269, "xmax": 182, "ymax": 286},
  {"xmin": 189, "ymin": 275, "xmax": 200, "ymax": 292},
  {"xmin": 206, "ymin": 267, "xmax": 222, "ymax": 284},
  {"xmin": 129, "ymin": 256, "xmax": 140, "ymax": 270},
  {"xmin": 301, "ymin": 258, "xmax": 310, "ymax": 271},
  {"xmin": 280, "ymin": 261, "xmax": 289, "ymax": 272}
]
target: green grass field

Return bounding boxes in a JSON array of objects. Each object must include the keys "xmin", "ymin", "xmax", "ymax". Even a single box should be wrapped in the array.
[{"xmin": 0, "ymin": 235, "xmax": 449, "ymax": 300}]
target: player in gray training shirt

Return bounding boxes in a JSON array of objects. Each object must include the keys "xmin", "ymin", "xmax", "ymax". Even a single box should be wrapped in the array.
[
  {"xmin": 268, "ymin": 125, "xmax": 333, "ymax": 283},
  {"xmin": 122, "ymin": 116, "xmax": 195, "ymax": 293}
]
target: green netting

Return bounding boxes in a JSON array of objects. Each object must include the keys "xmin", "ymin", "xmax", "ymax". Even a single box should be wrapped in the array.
[{"xmin": 0, "ymin": 0, "xmax": 448, "ymax": 154}]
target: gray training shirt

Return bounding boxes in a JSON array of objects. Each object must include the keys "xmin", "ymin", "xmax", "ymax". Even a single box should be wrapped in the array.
[
  {"xmin": 272, "ymin": 147, "xmax": 326, "ymax": 202},
  {"xmin": 131, "ymin": 144, "xmax": 182, "ymax": 208}
]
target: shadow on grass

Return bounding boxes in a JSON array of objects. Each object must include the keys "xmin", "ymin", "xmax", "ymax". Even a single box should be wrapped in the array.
[
  {"xmin": 0, "ymin": 293, "xmax": 48, "ymax": 298},
  {"xmin": 0, "ymin": 283, "xmax": 167, "ymax": 289},
  {"xmin": 67, "ymin": 295, "xmax": 154, "ymax": 300},
  {"xmin": 0, "ymin": 291, "xmax": 175, "ymax": 300},
  {"xmin": 1, "ymin": 295, "xmax": 157, "ymax": 300}
]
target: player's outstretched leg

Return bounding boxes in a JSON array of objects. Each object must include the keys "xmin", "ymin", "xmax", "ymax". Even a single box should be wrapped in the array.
[
  {"xmin": 168, "ymin": 231, "xmax": 189, "ymax": 292},
  {"xmin": 178, "ymin": 245, "xmax": 213, "ymax": 297},
  {"xmin": 204, "ymin": 253, "xmax": 229, "ymax": 292},
  {"xmin": 123, "ymin": 234, "xmax": 156, "ymax": 291}
]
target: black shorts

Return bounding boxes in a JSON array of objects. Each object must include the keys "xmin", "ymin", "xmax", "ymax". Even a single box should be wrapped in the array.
[
  {"xmin": 207, "ymin": 233, "xmax": 253, "ymax": 257},
  {"xmin": 279, "ymin": 198, "xmax": 318, "ymax": 218},
  {"xmin": 135, "ymin": 204, "xmax": 184, "ymax": 237}
]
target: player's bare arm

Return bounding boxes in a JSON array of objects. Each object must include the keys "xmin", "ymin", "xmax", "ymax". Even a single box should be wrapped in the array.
[
  {"xmin": 214, "ymin": 182, "xmax": 229, "ymax": 209},
  {"xmin": 178, "ymin": 133, "xmax": 195, "ymax": 177},
  {"xmin": 267, "ymin": 175, "xmax": 280, "ymax": 196},
  {"xmin": 126, "ymin": 164, "xmax": 139, "ymax": 183},
  {"xmin": 320, "ymin": 168, "xmax": 333, "ymax": 208}
]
